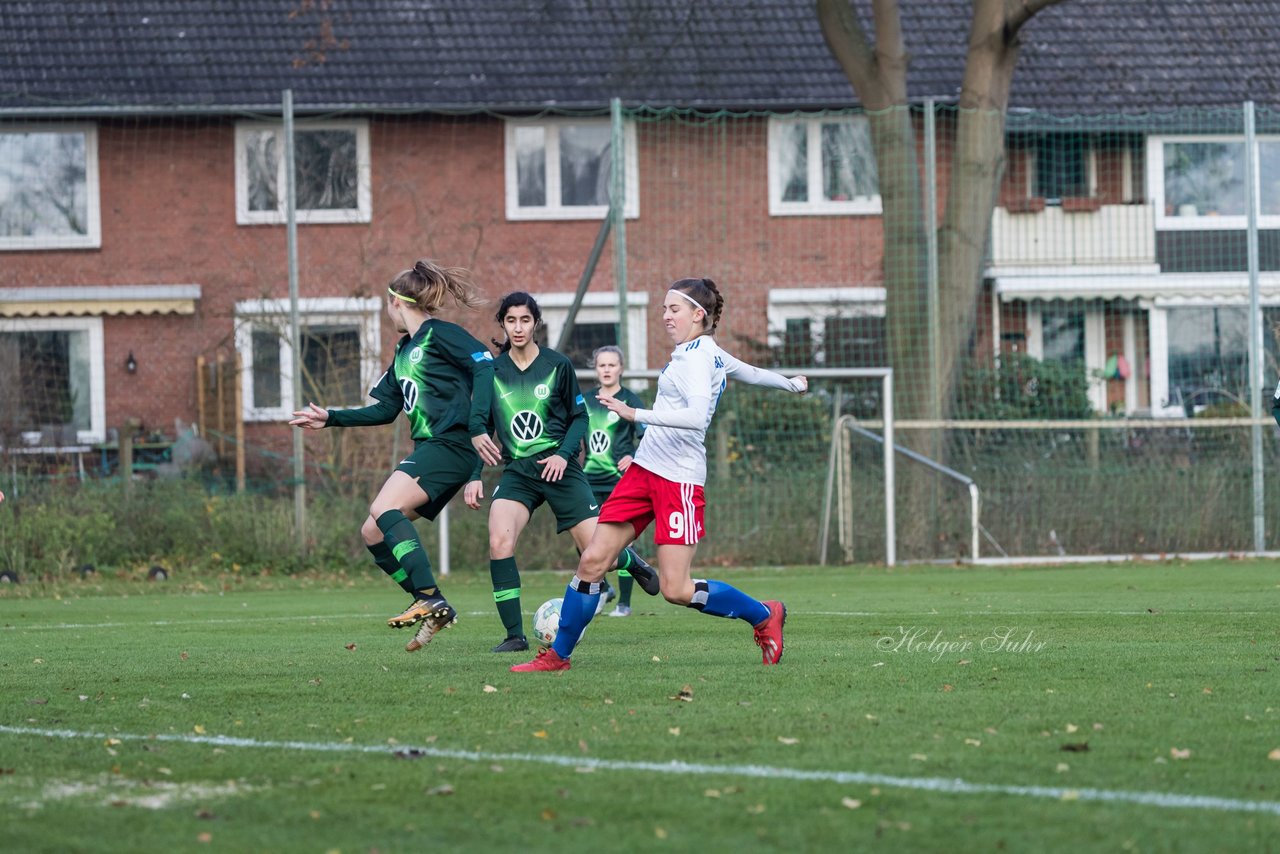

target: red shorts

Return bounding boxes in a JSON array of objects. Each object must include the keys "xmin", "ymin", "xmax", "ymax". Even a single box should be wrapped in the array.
[{"xmin": 598, "ymin": 464, "xmax": 706, "ymax": 545}]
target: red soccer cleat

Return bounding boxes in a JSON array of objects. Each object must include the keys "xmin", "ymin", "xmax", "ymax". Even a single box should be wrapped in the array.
[
  {"xmin": 510, "ymin": 647, "xmax": 571, "ymax": 672},
  {"xmin": 752, "ymin": 600, "xmax": 786, "ymax": 665}
]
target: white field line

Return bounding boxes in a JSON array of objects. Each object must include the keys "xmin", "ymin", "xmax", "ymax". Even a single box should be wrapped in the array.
[{"xmin": 1, "ymin": 725, "xmax": 1277, "ymax": 818}]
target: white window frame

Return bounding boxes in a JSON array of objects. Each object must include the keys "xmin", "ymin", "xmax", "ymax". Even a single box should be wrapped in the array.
[
  {"xmin": 767, "ymin": 116, "xmax": 882, "ymax": 217},
  {"xmin": 1026, "ymin": 146, "xmax": 1098, "ymax": 201},
  {"xmin": 534, "ymin": 291, "xmax": 649, "ymax": 370},
  {"xmin": 0, "ymin": 123, "xmax": 101, "ymax": 251},
  {"xmin": 1147, "ymin": 134, "xmax": 1280, "ymax": 230},
  {"xmin": 0, "ymin": 315, "xmax": 105, "ymax": 443},
  {"xmin": 767, "ymin": 287, "xmax": 886, "ymax": 363},
  {"xmin": 234, "ymin": 297, "xmax": 381, "ymax": 422},
  {"xmin": 1025, "ymin": 302, "xmax": 1107, "ymax": 413},
  {"xmin": 503, "ymin": 118, "xmax": 640, "ymax": 221},
  {"xmin": 234, "ymin": 120, "xmax": 372, "ymax": 225},
  {"xmin": 1146, "ymin": 295, "xmax": 1280, "ymax": 417}
]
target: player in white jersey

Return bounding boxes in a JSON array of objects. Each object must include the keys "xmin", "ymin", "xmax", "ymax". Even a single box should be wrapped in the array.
[{"xmin": 513, "ymin": 277, "xmax": 807, "ymax": 672}]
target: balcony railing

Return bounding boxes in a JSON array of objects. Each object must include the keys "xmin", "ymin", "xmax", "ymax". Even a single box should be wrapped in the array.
[{"xmin": 991, "ymin": 201, "xmax": 1156, "ymax": 268}]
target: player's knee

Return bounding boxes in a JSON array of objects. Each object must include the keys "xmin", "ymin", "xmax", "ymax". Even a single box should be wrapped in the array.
[
  {"xmin": 488, "ymin": 532, "xmax": 516, "ymax": 558},
  {"xmin": 359, "ymin": 517, "xmax": 380, "ymax": 546},
  {"xmin": 662, "ymin": 585, "xmax": 691, "ymax": 606},
  {"xmin": 576, "ymin": 545, "xmax": 612, "ymax": 581}
]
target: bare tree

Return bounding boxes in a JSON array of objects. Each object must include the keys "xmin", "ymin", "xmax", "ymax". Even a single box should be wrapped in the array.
[{"xmin": 817, "ymin": 0, "xmax": 1066, "ymax": 423}]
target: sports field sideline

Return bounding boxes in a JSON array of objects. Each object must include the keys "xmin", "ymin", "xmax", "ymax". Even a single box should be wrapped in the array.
[{"xmin": 2, "ymin": 561, "xmax": 1277, "ymax": 852}]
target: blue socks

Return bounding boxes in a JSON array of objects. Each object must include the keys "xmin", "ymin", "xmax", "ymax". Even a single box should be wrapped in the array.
[
  {"xmin": 688, "ymin": 579, "xmax": 769, "ymax": 625},
  {"xmin": 552, "ymin": 575, "xmax": 602, "ymax": 659}
]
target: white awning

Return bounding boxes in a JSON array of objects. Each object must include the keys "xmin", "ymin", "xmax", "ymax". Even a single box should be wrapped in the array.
[
  {"xmin": 0, "ymin": 284, "xmax": 201, "ymax": 317},
  {"xmin": 994, "ymin": 271, "xmax": 1280, "ymax": 305}
]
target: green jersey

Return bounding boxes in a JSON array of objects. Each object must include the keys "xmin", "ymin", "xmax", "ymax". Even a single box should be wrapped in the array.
[
  {"xmin": 485, "ymin": 347, "xmax": 588, "ymax": 464},
  {"xmin": 582, "ymin": 385, "xmax": 646, "ymax": 489},
  {"xmin": 329, "ymin": 318, "xmax": 494, "ymax": 441}
]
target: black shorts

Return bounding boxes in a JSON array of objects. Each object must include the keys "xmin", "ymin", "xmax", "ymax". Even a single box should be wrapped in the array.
[
  {"xmin": 492, "ymin": 455, "xmax": 599, "ymax": 533},
  {"xmin": 394, "ymin": 436, "xmax": 479, "ymax": 521}
]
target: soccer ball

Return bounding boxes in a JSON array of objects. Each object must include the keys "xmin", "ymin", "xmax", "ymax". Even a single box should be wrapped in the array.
[{"xmin": 532, "ymin": 597, "xmax": 563, "ymax": 647}]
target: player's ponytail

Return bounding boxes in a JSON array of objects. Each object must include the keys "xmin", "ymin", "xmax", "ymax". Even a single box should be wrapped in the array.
[
  {"xmin": 388, "ymin": 258, "xmax": 486, "ymax": 313},
  {"xmin": 670, "ymin": 277, "xmax": 724, "ymax": 333}
]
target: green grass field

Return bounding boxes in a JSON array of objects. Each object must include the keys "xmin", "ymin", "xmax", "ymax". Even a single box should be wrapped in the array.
[{"xmin": 2, "ymin": 561, "xmax": 1278, "ymax": 853}]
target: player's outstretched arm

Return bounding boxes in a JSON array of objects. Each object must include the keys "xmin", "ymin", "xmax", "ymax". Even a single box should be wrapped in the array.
[{"xmin": 722, "ymin": 352, "xmax": 807, "ymax": 394}]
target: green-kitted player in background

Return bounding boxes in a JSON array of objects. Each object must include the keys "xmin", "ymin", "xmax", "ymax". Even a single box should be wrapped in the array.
[
  {"xmin": 464, "ymin": 292, "xmax": 659, "ymax": 652},
  {"xmin": 290, "ymin": 259, "xmax": 503, "ymax": 654},
  {"xmin": 583, "ymin": 345, "xmax": 647, "ymax": 617}
]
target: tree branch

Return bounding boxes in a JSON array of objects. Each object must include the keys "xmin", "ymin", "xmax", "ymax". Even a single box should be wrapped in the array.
[
  {"xmin": 1004, "ymin": 0, "xmax": 1068, "ymax": 37},
  {"xmin": 871, "ymin": 0, "xmax": 909, "ymax": 100},
  {"xmin": 816, "ymin": 0, "xmax": 895, "ymax": 108}
]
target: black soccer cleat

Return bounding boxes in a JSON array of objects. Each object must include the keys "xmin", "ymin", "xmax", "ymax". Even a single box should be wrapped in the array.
[
  {"xmin": 624, "ymin": 548, "xmax": 661, "ymax": 596},
  {"xmin": 491, "ymin": 636, "xmax": 530, "ymax": 653}
]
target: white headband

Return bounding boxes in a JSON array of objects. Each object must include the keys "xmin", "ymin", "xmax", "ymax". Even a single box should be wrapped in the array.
[{"xmin": 669, "ymin": 289, "xmax": 705, "ymax": 314}]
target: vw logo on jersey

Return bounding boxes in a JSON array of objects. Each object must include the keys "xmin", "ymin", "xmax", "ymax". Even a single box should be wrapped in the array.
[
  {"xmin": 534, "ymin": 383, "xmax": 551, "ymax": 400},
  {"xmin": 605, "ymin": 410, "xmax": 620, "ymax": 425},
  {"xmin": 588, "ymin": 429, "xmax": 611, "ymax": 455},
  {"xmin": 409, "ymin": 347, "xmax": 424, "ymax": 364},
  {"xmin": 399, "ymin": 378, "xmax": 418, "ymax": 413},
  {"xmin": 510, "ymin": 410, "xmax": 544, "ymax": 443}
]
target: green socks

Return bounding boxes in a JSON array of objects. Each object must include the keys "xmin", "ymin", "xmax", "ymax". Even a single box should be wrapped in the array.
[
  {"xmin": 367, "ymin": 540, "xmax": 414, "ymax": 595},
  {"xmin": 490, "ymin": 556, "xmax": 523, "ymax": 638},
  {"xmin": 376, "ymin": 510, "xmax": 438, "ymax": 593}
]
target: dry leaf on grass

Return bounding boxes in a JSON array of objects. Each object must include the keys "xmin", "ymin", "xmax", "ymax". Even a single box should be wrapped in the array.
[
  {"xmin": 1170, "ymin": 747, "xmax": 1192, "ymax": 760},
  {"xmin": 777, "ymin": 736, "xmax": 799, "ymax": 745},
  {"xmin": 483, "ymin": 685, "xmax": 498, "ymax": 693},
  {"xmin": 841, "ymin": 797, "xmax": 862, "ymax": 810},
  {"xmin": 669, "ymin": 685, "xmax": 695, "ymax": 702},
  {"xmin": 1267, "ymin": 748, "xmax": 1280, "ymax": 761}
]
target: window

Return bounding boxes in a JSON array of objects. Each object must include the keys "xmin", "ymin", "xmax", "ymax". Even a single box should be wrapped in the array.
[
  {"xmin": 767, "ymin": 288, "xmax": 886, "ymax": 365},
  {"xmin": 0, "ymin": 317, "xmax": 105, "ymax": 443},
  {"xmin": 559, "ymin": 322, "xmax": 620, "ymax": 369},
  {"xmin": 0, "ymin": 124, "xmax": 100, "ymax": 250},
  {"xmin": 1034, "ymin": 134, "xmax": 1090, "ymax": 201},
  {"xmin": 768, "ymin": 115, "xmax": 880, "ymax": 216},
  {"xmin": 504, "ymin": 119, "xmax": 639, "ymax": 220},
  {"xmin": 235, "ymin": 121, "xmax": 371, "ymax": 224},
  {"xmin": 533, "ymin": 292, "xmax": 649, "ymax": 370},
  {"xmin": 1040, "ymin": 306, "xmax": 1086, "ymax": 365},
  {"xmin": 1026, "ymin": 302, "xmax": 1106, "ymax": 412},
  {"xmin": 1147, "ymin": 135, "xmax": 1280, "ymax": 229},
  {"xmin": 235, "ymin": 298, "xmax": 380, "ymax": 421},
  {"xmin": 1160, "ymin": 305, "xmax": 1280, "ymax": 413}
]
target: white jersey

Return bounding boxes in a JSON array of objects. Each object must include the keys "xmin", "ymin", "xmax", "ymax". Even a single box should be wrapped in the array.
[{"xmin": 632, "ymin": 336, "xmax": 801, "ymax": 486}]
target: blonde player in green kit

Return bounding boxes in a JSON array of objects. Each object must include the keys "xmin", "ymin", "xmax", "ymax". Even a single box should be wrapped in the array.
[
  {"xmin": 582, "ymin": 345, "xmax": 647, "ymax": 616},
  {"xmin": 464, "ymin": 292, "xmax": 658, "ymax": 652},
  {"xmin": 291, "ymin": 259, "xmax": 502, "ymax": 653}
]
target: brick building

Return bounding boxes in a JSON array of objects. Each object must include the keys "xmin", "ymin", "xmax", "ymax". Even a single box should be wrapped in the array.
[{"xmin": 3, "ymin": 1, "xmax": 1279, "ymax": 462}]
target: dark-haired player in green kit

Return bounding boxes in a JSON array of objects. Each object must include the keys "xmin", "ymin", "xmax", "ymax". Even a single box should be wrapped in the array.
[
  {"xmin": 463, "ymin": 292, "xmax": 659, "ymax": 652},
  {"xmin": 583, "ymin": 345, "xmax": 648, "ymax": 617},
  {"xmin": 291, "ymin": 259, "xmax": 503, "ymax": 654}
]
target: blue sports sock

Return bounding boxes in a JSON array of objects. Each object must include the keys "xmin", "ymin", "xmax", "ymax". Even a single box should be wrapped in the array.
[
  {"xmin": 552, "ymin": 575, "xmax": 602, "ymax": 659},
  {"xmin": 688, "ymin": 579, "xmax": 770, "ymax": 625}
]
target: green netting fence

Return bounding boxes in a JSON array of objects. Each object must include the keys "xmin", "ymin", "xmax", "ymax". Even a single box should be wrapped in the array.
[{"xmin": 6, "ymin": 100, "xmax": 1280, "ymax": 575}]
